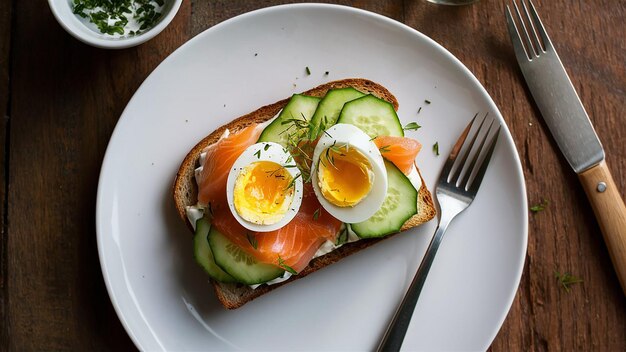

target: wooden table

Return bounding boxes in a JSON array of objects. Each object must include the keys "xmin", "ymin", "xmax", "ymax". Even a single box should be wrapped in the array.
[{"xmin": 1, "ymin": 0, "xmax": 624, "ymax": 350}]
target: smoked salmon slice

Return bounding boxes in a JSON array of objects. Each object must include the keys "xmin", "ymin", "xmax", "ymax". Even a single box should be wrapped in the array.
[
  {"xmin": 212, "ymin": 184, "xmax": 342, "ymax": 273},
  {"xmin": 198, "ymin": 124, "xmax": 263, "ymax": 207},
  {"xmin": 373, "ymin": 136, "xmax": 422, "ymax": 174}
]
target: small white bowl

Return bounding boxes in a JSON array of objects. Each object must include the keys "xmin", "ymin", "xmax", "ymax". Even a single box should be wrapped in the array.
[{"xmin": 48, "ymin": 0, "xmax": 183, "ymax": 49}]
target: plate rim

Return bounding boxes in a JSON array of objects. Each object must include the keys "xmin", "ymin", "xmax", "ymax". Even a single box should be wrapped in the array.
[{"xmin": 96, "ymin": 3, "xmax": 528, "ymax": 350}]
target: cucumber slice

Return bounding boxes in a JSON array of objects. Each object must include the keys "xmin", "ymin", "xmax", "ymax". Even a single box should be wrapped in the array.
[
  {"xmin": 336, "ymin": 94, "xmax": 404, "ymax": 138},
  {"xmin": 193, "ymin": 218, "xmax": 237, "ymax": 283},
  {"xmin": 310, "ymin": 88, "xmax": 366, "ymax": 137},
  {"xmin": 257, "ymin": 94, "xmax": 321, "ymax": 146},
  {"xmin": 351, "ymin": 161, "xmax": 418, "ymax": 238},
  {"xmin": 208, "ymin": 227, "xmax": 284, "ymax": 285}
]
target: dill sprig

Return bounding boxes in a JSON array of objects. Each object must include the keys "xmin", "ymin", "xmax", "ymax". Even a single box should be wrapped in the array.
[
  {"xmin": 246, "ymin": 232, "xmax": 258, "ymax": 250},
  {"xmin": 313, "ymin": 208, "xmax": 321, "ymax": 220},
  {"xmin": 336, "ymin": 224, "xmax": 349, "ymax": 246},
  {"xmin": 379, "ymin": 145, "xmax": 391, "ymax": 153},
  {"xmin": 403, "ymin": 122, "xmax": 421, "ymax": 131},
  {"xmin": 280, "ymin": 113, "xmax": 340, "ymax": 182},
  {"xmin": 284, "ymin": 173, "xmax": 301, "ymax": 191},
  {"xmin": 207, "ymin": 202, "xmax": 214, "ymax": 217},
  {"xmin": 555, "ymin": 271, "xmax": 583, "ymax": 292},
  {"xmin": 278, "ymin": 255, "xmax": 298, "ymax": 275},
  {"xmin": 280, "ymin": 114, "xmax": 317, "ymax": 182},
  {"xmin": 433, "ymin": 142, "xmax": 439, "ymax": 156},
  {"xmin": 324, "ymin": 142, "xmax": 338, "ymax": 169},
  {"xmin": 530, "ymin": 199, "xmax": 549, "ymax": 213},
  {"xmin": 264, "ymin": 165, "xmax": 295, "ymax": 179}
]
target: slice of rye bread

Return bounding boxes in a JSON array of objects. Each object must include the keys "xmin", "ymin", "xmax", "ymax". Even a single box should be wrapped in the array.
[{"xmin": 173, "ymin": 78, "xmax": 436, "ymax": 309}]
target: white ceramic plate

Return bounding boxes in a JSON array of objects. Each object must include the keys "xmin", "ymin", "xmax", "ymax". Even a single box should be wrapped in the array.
[{"xmin": 97, "ymin": 4, "xmax": 527, "ymax": 351}]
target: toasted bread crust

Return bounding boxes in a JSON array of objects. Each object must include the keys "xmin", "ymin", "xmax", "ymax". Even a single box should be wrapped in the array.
[{"xmin": 173, "ymin": 78, "xmax": 435, "ymax": 309}]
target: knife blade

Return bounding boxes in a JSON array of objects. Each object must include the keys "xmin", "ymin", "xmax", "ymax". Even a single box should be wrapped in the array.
[{"xmin": 516, "ymin": 52, "xmax": 604, "ymax": 174}]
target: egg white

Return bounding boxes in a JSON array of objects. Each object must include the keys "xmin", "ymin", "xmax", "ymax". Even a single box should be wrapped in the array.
[
  {"xmin": 311, "ymin": 124, "xmax": 388, "ymax": 223},
  {"xmin": 226, "ymin": 142, "xmax": 303, "ymax": 232}
]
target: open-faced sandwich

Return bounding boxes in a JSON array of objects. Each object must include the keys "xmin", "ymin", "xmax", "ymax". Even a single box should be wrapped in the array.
[{"xmin": 173, "ymin": 78, "xmax": 436, "ymax": 309}]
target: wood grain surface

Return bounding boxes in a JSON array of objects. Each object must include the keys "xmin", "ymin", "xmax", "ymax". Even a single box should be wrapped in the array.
[{"xmin": 1, "ymin": 0, "xmax": 624, "ymax": 350}]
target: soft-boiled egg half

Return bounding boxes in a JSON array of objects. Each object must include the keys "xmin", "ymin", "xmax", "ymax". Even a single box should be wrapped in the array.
[
  {"xmin": 226, "ymin": 142, "xmax": 303, "ymax": 232},
  {"xmin": 311, "ymin": 123, "xmax": 387, "ymax": 223}
]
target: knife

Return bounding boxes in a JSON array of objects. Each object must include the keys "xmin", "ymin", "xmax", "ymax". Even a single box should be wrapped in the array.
[{"xmin": 506, "ymin": 0, "xmax": 626, "ymax": 294}]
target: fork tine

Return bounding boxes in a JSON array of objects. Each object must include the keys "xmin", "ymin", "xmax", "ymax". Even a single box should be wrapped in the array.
[
  {"xmin": 526, "ymin": 0, "xmax": 554, "ymax": 51},
  {"xmin": 449, "ymin": 113, "xmax": 488, "ymax": 184},
  {"xmin": 505, "ymin": 5, "xmax": 531, "ymax": 62},
  {"xmin": 459, "ymin": 118, "xmax": 496, "ymax": 189},
  {"xmin": 438, "ymin": 113, "xmax": 477, "ymax": 184},
  {"xmin": 512, "ymin": 0, "xmax": 538, "ymax": 58},
  {"xmin": 521, "ymin": 0, "xmax": 544, "ymax": 53},
  {"xmin": 467, "ymin": 125, "xmax": 501, "ymax": 194}
]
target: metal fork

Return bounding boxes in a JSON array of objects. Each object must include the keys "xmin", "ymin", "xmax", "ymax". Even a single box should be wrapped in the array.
[{"xmin": 377, "ymin": 113, "xmax": 501, "ymax": 351}]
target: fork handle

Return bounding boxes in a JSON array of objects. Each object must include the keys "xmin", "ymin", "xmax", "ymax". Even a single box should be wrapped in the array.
[
  {"xmin": 377, "ymin": 216, "xmax": 452, "ymax": 352},
  {"xmin": 578, "ymin": 160, "xmax": 626, "ymax": 295}
]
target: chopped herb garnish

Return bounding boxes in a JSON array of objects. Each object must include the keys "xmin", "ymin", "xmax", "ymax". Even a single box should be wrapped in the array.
[
  {"xmin": 280, "ymin": 114, "xmax": 326, "ymax": 182},
  {"xmin": 246, "ymin": 232, "xmax": 258, "ymax": 250},
  {"xmin": 281, "ymin": 117, "xmax": 307, "ymax": 126},
  {"xmin": 278, "ymin": 255, "xmax": 298, "ymax": 275},
  {"xmin": 284, "ymin": 173, "xmax": 301, "ymax": 190},
  {"xmin": 72, "ymin": 0, "xmax": 165, "ymax": 36},
  {"xmin": 530, "ymin": 199, "xmax": 549, "ymax": 213},
  {"xmin": 433, "ymin": 142, "xmax": 439, "ymax": 156},
  {"xmin": 253, "ymin": 150, "xmax": 261, "ymax": 159},
  {"xmin": 265, "ymin": 167, "xmax": 286, "ymax": 178},
  {"xmin": 329, "ymin": 142, "xmax": 343, "ymax": 153},
  {"xmin": 403, "ymin": 122, "xmax": 421, "ymax": 131},
  {"xmin": 379, "ymin": 145, "xmax": 391, "ymax": 153},
  {"xmin": 369, "ymin": 135, "xmax": 378, "ymax": 141},
  {"xmin": 324, "ymin": 143, "xmax": 343, "ymax": 169},
  {"xmin": 321, "ymin": 116, "xmax": 330, "ymax": 134},
  {"xmin": 313, "ymin": 208, "xmax": 321, "ymax": 221},
  {"xmin": 555, "ymin": 271, "xmax": 583, "ymax": 292},
  {"xmin": 424, "ymin": 99, "xmax": 431, "ymax": 104},
  {"xmin": 318, "ymin": 156, "xmax": 327, "ymax": 169},
  {"xmin": 264, "ymin": 144, "xmax": 270, "ymax": 151},
  {"xmin": 305, "ymin": 66, "xmax": 311, "ymax": 75},
  {"xmin": 336, "ymin": 224, "xmax": 349, "ymax": 246},
  {"xmin": 418, "ymin": 107, "xmax": 422, "ymax": 114}
]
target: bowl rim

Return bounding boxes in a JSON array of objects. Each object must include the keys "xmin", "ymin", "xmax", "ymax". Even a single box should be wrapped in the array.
[{"xmin": 48, "ymin": 0, "xmax": 183, "ymax": 49}]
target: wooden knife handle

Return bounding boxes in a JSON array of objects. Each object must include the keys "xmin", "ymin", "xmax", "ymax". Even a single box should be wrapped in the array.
[{"xmin": 578, "ymin": 161, "xmax": 626, "ymax": 295}]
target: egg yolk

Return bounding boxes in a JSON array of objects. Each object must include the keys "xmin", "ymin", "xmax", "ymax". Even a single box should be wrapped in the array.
[
  {"xmin": 317, "ymin": 145, "xmax": 373, "ymax": 207},
  {"xmin": 233, "ymin": 161, "xmax": 294, "ymax": 225}
]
